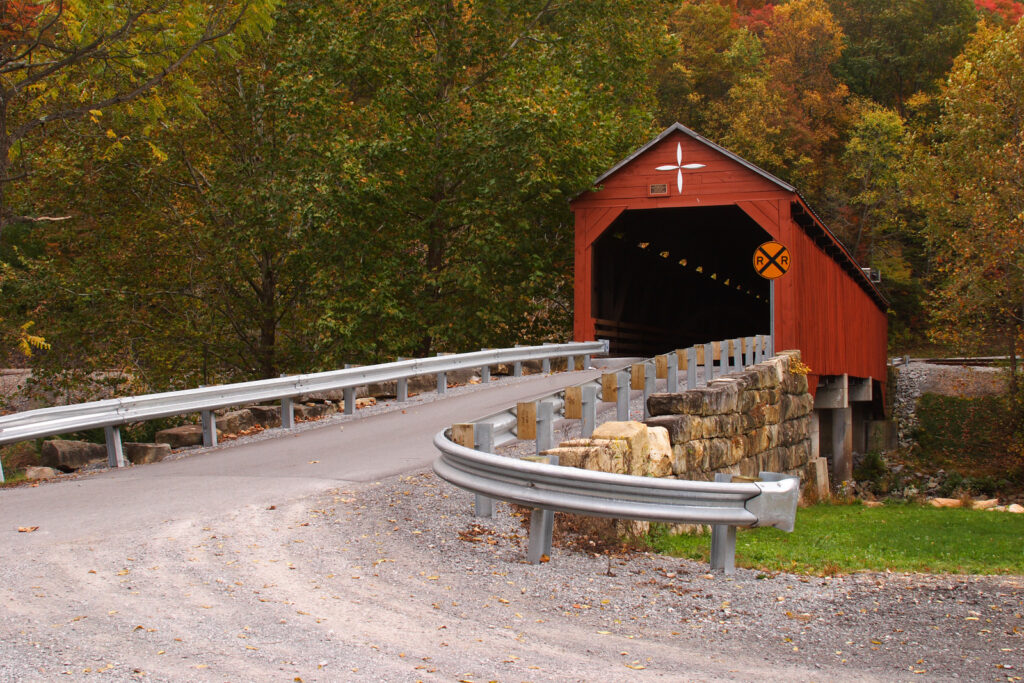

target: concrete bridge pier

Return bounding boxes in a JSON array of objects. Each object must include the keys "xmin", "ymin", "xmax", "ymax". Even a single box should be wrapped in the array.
[{"xmin": 814, "ymin": 374, "xmax": 877, "ymax": 487}]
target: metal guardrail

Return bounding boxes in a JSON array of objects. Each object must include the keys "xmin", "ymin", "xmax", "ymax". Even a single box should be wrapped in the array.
[
  {"xmin": 433, "ymin": 430, "xmax": 798, "ymax": 574},
  {"xmin": 0, "ymin": 341, "xmax": 607, "ymax": 481},
  {"xmin": 464, "ymin": 334, "xmax": 775, "ymax": 454},
  {"xmin": 431, "ymin": 333, "xmax": 799, "ymax": 574}
]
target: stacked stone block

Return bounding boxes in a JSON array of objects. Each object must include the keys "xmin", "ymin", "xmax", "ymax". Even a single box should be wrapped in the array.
[{"xmin": 545, "ymin": 420, "xmax": 674, "ymax": 479}]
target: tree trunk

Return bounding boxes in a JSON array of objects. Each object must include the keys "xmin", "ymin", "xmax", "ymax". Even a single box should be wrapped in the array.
[
  {"xmin": 257, "ymin": 252, "xmax": 278, "ymax": 379},
  {"xmin": 0, "ymin": 96, "xmax": 10, "ymax": 245},
  {"xmin": 1012, "ymin": 302, "xmax": 1022, "ymax": 396}
]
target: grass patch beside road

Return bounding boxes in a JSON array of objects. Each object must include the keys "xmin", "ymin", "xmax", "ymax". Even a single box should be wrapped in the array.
[{"xmin": 649, "ymin": 502, "xmax": 1024, "ymax": 575}]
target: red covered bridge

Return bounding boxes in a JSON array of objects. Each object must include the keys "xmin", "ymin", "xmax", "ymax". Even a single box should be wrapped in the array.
[{"xmin": 570, "ymin": 123, "xmax": 889, "ymax": 480}]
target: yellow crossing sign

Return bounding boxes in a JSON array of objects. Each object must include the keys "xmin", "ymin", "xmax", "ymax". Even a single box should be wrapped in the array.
[{"xmin": 754, "ymin": 241, "xmax": 790, "ymax": 280}]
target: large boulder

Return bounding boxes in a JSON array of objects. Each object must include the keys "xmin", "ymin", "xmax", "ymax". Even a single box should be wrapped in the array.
[
  {"xmin": 40, "ymin": 440, "xmax": 106, "ymax": 471},
  {"xmin": 124, "ymin": 442, "xmax": 171, "ymax": 465},
  {"xmin": 561, "ymin": 421, "xmax": 673, "ymax": 477},
  {"xmin": 216, "ymin": 409, "xmax": 256, "ymax": 434},
  {"xmin": 591, "ymin": 421, "xmax": 651, "ymax": 475},
  {"xmin": 247, "ymin": 405, "xmax": 281, "ymax": 428},
  {"xmin": 153, "ymin": 425, "xmax": 219, "ymax": 449},
  {"xmin": 294, "ymin": 403, "xmax": 333, "ymax": 420},
  {"xmin": 24, "ymin": 466, "xmax": 60, "ymax": 480}
]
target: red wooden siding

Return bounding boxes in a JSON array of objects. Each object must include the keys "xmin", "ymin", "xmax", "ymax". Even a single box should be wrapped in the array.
[{"xmin": 572, "ymin": 125, "xmax": 888, "ymax": 396}]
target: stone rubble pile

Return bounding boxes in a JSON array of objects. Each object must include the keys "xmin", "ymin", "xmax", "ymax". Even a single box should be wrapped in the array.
[{"xmin": 891, "ymin": 363, "xmax": 924, "ymax": 447}]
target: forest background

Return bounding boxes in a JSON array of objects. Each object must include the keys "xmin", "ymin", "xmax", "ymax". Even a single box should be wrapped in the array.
[{"xmin": 0, "ymin": 0, "xmax": 1022, "ymax": 413}]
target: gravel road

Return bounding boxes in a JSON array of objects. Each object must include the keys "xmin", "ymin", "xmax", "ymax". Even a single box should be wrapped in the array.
[
  {"xmin": 3, "ymin": 361, "xmax": 1022, "ymax": 681},
  {"xmin": 3, "ymin": 468, "xmax": 1021, "ymax": 682}
]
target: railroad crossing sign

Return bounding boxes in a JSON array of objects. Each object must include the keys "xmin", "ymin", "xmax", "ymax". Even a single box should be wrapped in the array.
[{"xmin": 754, "ymin": 241, "xmax": 790, "ymax": 279}]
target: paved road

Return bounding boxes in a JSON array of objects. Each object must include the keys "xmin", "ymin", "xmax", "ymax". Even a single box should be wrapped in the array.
[{"xmin": 1, "ymin": 363, "xmax": 630, "ymax": 545}]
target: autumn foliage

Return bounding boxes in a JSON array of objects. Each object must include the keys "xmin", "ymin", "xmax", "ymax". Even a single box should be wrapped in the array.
[
  {"xmin": 0, "ymin": 1, "xmax": 44, "ymax": 39},
  {"xmin": 975, "ymin": 0, "xmax": 1024, "ymax": 23},
  {"xmin": 0, "ymin": 0, "xmax": 1020, "ymax": 431}
]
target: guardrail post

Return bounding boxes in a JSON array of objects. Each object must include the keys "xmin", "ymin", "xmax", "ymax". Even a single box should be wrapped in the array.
[
  {"xmin": 616, "ymin": 369, "xmax": 630, "ymax": 420},
  {"xmin": 666, "ymin": 352, "xmax": 679, "ymax": 393},
  {"xmin": 643, "ymin": 361, "xmax": 656, "ymax": 420},
  {"xmin": 200, "ymin": 410, "xmax": 218, "ymax": 448},
  {"xmin": 536, "ymin": 400, "xmax": 554, "ymax": 454},
  {"xmin": 542, "ymin": 357, "xmax": 551, "ymax": 374},
  {"xmin": 104, "ymin": 425, "xmax": 126, "ymax": 468},
  {"xmin": 710, "ymin": 473, "xmax": 737, "ymax": 574},
  {"xmin": 281, "ymin": 396, "xmax": 295, "ymax": 429},
  {"xmin": 344, "ymin": 387, "xmax": 355, "ymax": 415},
  {"xmin": 687, "ymin": 346, "xmax": 697, "ymax": 389},
  {"xmin": 527, "ymin": 453, "xmax": 558, "ymax": 564},
  {"xmin": 516, "ymin": 401, "xmax": 536, "ymax": 441},
  {"xmin": 453, "ymin": 422, "xmax": 495, "ymax": 518},
  {"xmin": 513, "ymin": 361, "xmax": 523, "ymax": 377},
  {"xmin": 630, "ymin": 363, "xmax": 644, "ymax": 391},
  {"xmin": 703, "ymin": 342, "xmax": 714, "ymax": 381},
  {"xmin": 479, "ymin": 348, "xmax": 492, "ymax": 383},
  {"xmin": 474, "ymin": 422, "xmax": 495, "ymax": 517},
  {"xmin": 527, "ymin": 505, "xmax": 555, "ymax": 564},
  {"xmin": 564, "ymin": 386, "xmax": 582, "ymax": 420},
  {"xmin": 437, "ymin": 371, "xmax": 447, "ymax": 394},
  {"xmin": 654, "ymin": 354, "xmax": 668, "ymax": 380},
  {"xmin": 581, "ymin": 385, "xmax": 598, "ymax": 437},
  {"xmin": 600, "ymin": 372, "xmax": 615, "ymax": 403},
  {"xmin": 768, "ymin": 334, "xmax": 775, "ymax": 358},
  {"xmin": 733, "ymin": 338, "xmax": 742, "ymax": 371},
  {"xmin": 582, "ymin": 354, "xmax": 591, "ymax": 370},
  {"xmin": 397, "ymin": 377, "xmax": 409, "ymax": 401}
]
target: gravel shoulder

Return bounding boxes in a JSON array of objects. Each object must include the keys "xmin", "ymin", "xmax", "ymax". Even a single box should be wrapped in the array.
[{"xmin": 2, "ymin": 468, "xmax": 1021, "ymax": 682}]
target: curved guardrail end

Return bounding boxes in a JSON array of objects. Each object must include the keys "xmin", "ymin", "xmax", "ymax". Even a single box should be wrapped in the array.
[{"xmin": 746, "ymin": 472, "xmax": 800, "ymax": 532}]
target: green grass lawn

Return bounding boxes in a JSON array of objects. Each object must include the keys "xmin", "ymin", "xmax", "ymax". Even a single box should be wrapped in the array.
[{"xmin": 649, "ymin": 502, "xmax": 1024, "ymax": 575}]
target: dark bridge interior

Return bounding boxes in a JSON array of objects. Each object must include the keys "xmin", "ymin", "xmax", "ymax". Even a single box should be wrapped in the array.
[{"xmin": 592, "ymin": 205, "xmax": 772, "ymax": 356}]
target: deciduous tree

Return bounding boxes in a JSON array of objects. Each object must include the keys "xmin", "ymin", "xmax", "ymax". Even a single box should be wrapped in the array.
[
  {"xmin": 308, "ymin": 0, "xmax": 665, "ymax": 362},
  {"xmin": 829, "ymin": 0, "xmax": 978, "ymax": 114},
  {"xmin": 713, "ymin": 0, "xmax": 850, "ymax": 202},
  {"xmin": 913, "ymin": 21, "xmax": 1024, "ymax": 383}
]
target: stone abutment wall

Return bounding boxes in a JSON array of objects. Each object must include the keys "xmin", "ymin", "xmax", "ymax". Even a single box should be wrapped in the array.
[{"xmin": 545, "ymin": 350, "xmax": 830, "ymax": 509}]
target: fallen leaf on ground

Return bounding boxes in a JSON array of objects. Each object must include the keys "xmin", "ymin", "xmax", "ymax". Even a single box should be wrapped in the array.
[{"xmin": 17, "ymin": 526, "xmax": 39, "ymax": 533}]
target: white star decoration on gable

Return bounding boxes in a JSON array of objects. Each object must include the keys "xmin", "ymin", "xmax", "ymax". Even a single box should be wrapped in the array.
[{"xmin": 656, "ymin": 143, "xmax": 706, "ymax": 193}]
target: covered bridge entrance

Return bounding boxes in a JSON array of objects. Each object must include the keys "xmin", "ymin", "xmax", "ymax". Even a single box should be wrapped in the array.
[{"xmin": 571, "ymin": 123, "xmax": 889, "ymax": 482}]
